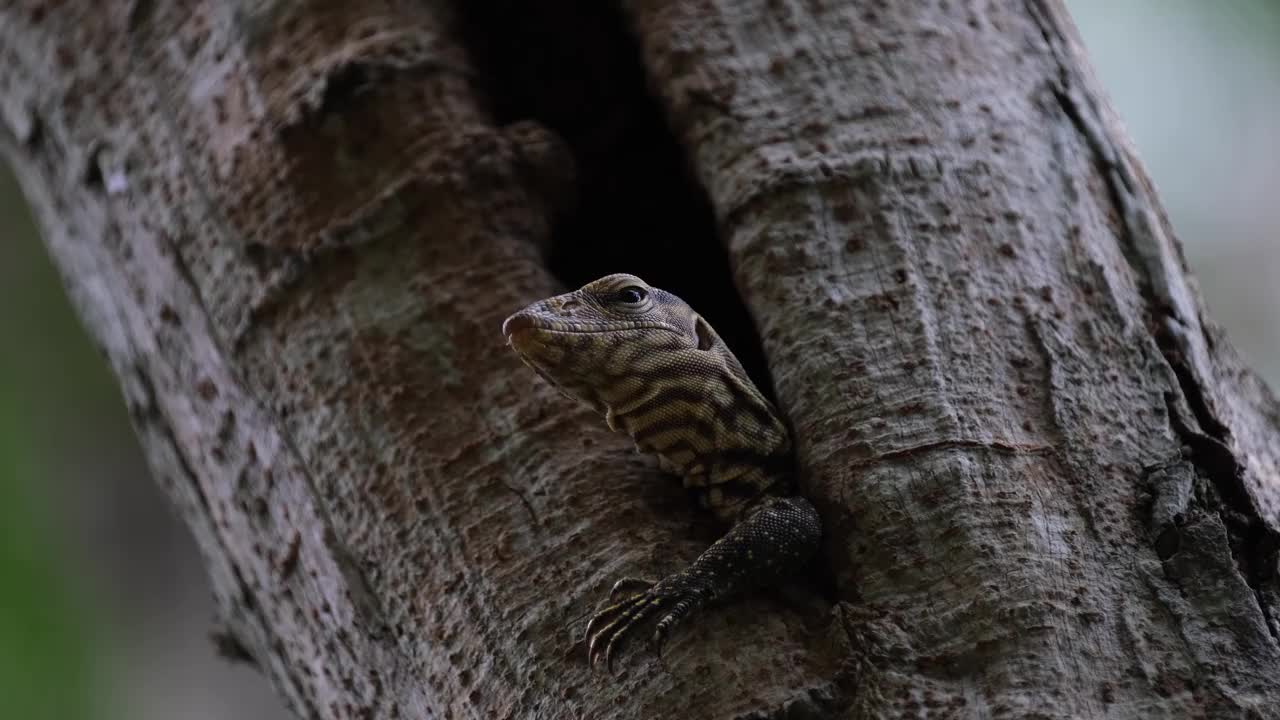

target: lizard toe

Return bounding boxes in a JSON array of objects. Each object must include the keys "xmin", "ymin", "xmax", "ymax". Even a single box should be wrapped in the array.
[
  {"xmin": 652, "ymin": 593, "xmax": 699, "ymax": 654},
  {"xmin": 608, "ymin": 576, "xmax": 655, "ymax": 602}
]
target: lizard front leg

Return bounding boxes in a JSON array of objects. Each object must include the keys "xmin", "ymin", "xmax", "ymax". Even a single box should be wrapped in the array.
[{"xmin": 585, "ymin": 495, "xmax": 822, "ymax": 669}]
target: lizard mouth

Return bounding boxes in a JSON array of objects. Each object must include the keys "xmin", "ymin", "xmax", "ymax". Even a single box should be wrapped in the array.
[
  {"xmin": 505, "ymin": 341, "xmax": 609, "ymax": 414},
  {"xmin": 503, "ymin": 312, "xmax": 679, "ymax": 339}
]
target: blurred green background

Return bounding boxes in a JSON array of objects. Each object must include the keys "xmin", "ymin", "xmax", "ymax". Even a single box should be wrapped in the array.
[{"xmin": 1, "ymin": 3, "xmax": 1277, "ymax": 719}]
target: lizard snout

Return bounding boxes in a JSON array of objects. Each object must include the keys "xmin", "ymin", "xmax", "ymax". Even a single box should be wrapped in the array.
[{"xmin": 502, "ymin": 312, "xmax": 537, "ymax": 338}]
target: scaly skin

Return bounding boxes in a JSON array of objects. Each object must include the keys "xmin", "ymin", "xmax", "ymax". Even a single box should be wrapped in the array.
[{"xmin": 503, "ymin": 273, "xmax": 821, "ymax": 670}]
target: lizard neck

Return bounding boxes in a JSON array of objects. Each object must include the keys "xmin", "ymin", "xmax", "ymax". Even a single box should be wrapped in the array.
[{"xmin": 598, "ymin": 345, "xmax": 794, "ymax": 522}]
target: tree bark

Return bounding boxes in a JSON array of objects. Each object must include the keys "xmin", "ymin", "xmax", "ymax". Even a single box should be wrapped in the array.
[{"xmin": 3, "ymin": 0, "xmax": 1279, "ymax": 718}]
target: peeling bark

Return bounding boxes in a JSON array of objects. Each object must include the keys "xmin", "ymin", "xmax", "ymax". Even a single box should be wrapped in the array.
[{"xmin": 3, "ymin": 0, "xmax": 1279, "ymax": 718}]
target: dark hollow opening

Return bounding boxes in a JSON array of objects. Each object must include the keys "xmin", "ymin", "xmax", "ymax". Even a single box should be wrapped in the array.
[{"xmin": 454, "ymin": 1, "xmax": 777, "ymax": 399}]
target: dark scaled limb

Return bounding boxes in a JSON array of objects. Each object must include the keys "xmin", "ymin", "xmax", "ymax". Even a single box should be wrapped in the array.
[{"xmin": 585, "ymin": 496, "xmax": 822, "ymax": 670}]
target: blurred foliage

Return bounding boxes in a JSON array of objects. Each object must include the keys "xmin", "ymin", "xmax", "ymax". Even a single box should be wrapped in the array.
[
  {"xmin": 0, "ymin": 380, "xmax": 95, "ymax": 720},
  {"xmin": 0, "ymin": 169, "xmax": 101, "ymax": 719}
]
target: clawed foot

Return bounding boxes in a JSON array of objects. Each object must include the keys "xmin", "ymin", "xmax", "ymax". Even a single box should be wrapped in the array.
[{"xmin": 583, "ymin": 576, "xmax": 702, "ymax": 671}]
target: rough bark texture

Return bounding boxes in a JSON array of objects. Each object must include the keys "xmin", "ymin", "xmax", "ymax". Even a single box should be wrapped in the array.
[{"xmin": 3, "ymin": 0, "xmax": 1279, "ymax": 718}]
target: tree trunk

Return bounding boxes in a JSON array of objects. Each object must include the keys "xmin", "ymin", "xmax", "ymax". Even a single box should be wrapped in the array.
[{"xmin": 3, "ymin": 0, "xmax": 1278, "ymax": 717}]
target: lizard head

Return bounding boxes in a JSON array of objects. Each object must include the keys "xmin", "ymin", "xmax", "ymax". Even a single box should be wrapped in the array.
[{"xmin": 502, "ymin": 273, "xmax": 727, "ymax": 413}]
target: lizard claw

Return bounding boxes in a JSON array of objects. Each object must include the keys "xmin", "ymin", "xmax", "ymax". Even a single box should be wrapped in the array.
[{"xmin": 584, "ymin": 581, "xmax": 685, "ymax": 671}]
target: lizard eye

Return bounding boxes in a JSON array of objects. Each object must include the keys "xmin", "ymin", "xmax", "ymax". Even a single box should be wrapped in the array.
[{"xmin": 615, "ymin": 286, "xmax": 648, "ymax": 305}]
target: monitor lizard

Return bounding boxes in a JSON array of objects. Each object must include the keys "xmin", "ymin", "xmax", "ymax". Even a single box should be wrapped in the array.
[{"xmin": 503, "ymin": 273, "xmax": 822, "ymax": 670}]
